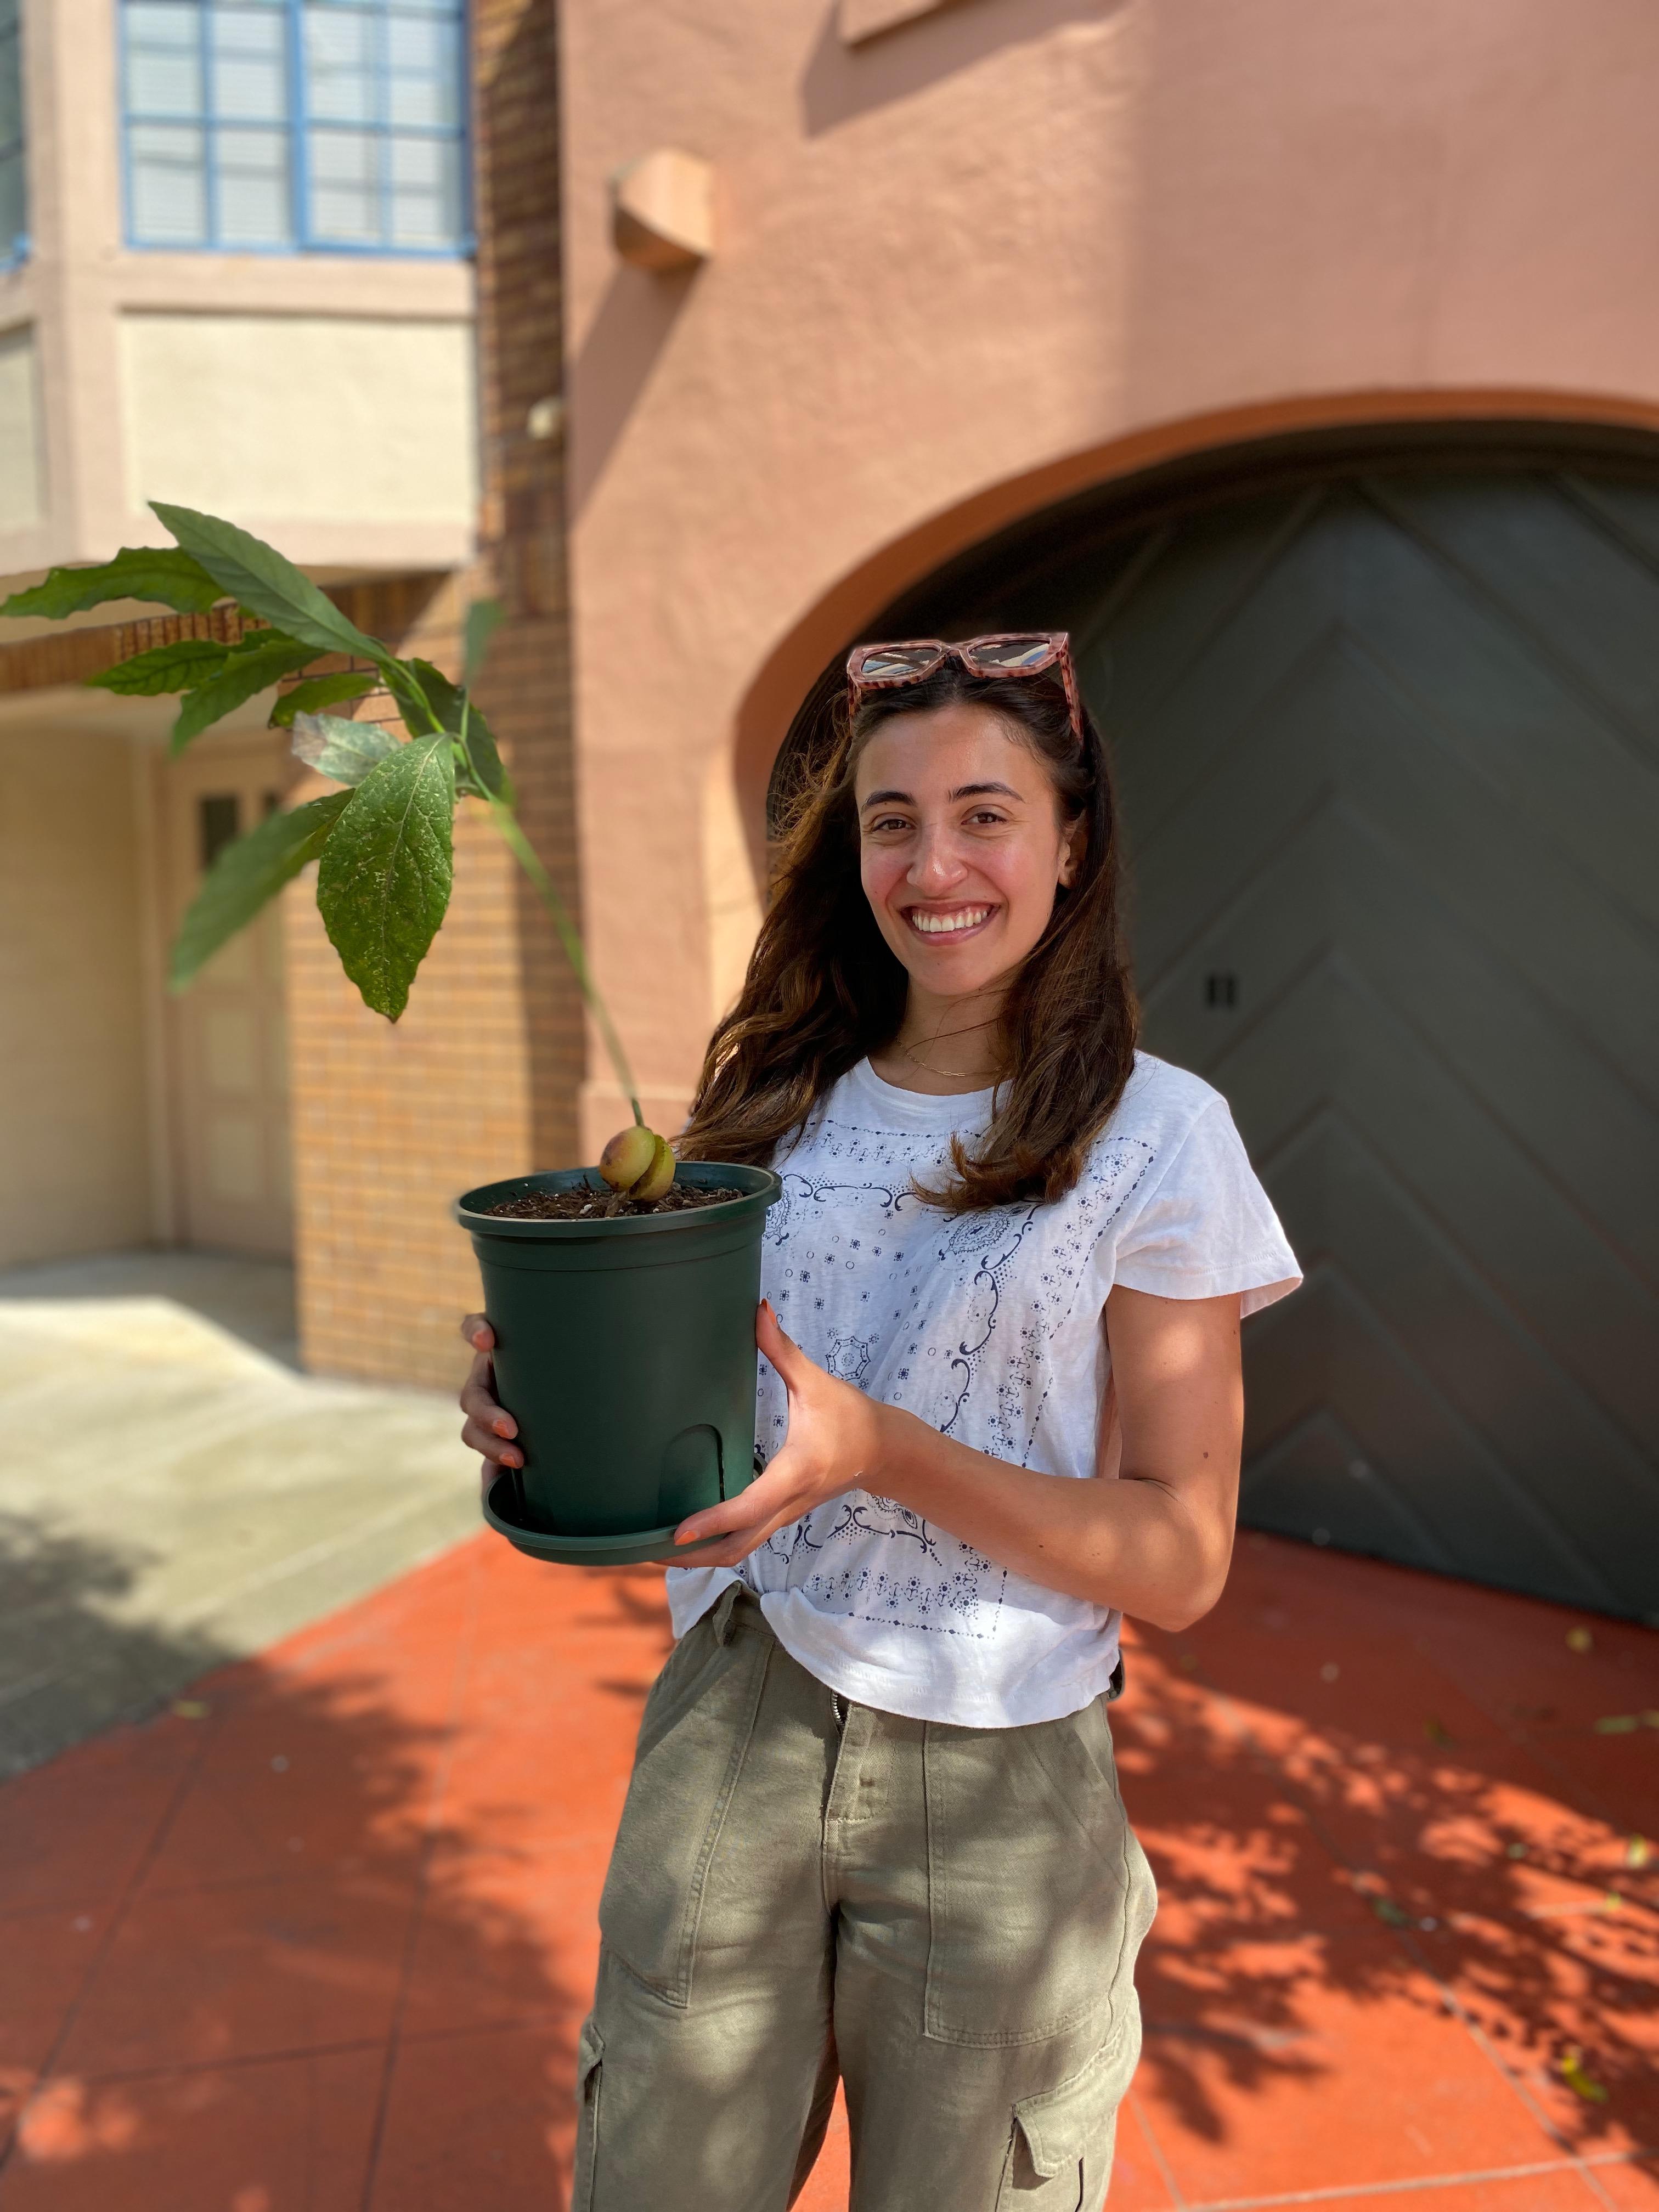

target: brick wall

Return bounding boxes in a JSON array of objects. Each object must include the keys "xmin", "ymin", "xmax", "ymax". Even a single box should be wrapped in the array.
[{"xmin": 284, "ymin": 0, "xmax": 583, "ymax": 1387}]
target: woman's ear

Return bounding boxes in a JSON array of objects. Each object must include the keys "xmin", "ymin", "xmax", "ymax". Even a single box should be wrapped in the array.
[{"xmin": 1058, "ymin": 814, "xmax": 1087, "ymax": 888}]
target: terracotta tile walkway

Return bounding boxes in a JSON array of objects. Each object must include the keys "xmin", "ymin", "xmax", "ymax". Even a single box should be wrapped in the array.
[{"xmin": 1, "ymin": 1530, "xmax": 1654, "ymax": 2211}]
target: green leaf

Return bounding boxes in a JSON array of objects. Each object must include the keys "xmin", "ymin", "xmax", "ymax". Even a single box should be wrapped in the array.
[
  {"xmin": 171, "ymin": 632, "xmax": 320, "ymax": 752},
  {"xmin": 458, "ymin": 706, "xmax": 514, "ymax": 803},
  {"xmin": 269, "ymin": 668, "xmax": 378, "ymax": 726},
  {"xmin": 1, "ymin": 545, "xmax": 224, "ymax": 619},
  {"xmin": 88, "ymin": 637, "xmax": 232, "ymax": 697},
  {"xmin": 397, "ymin": 656, "xmax": 514, "ymax": 803},
  {"xmin": 291, "ymin": 712, "xmax": 403, "ymax": 786},
  {"xmin": 150, "ymin": 503, "xmax": 384, "ymax": 662},
  {"xmin": 462, "ymin": 599, "xmax": 504, "ymax": 687},
  {"xmin": 170, "ymin": 791, "xmax": 352, "ymax": 991},
  {"xmin": 316, "ymin": 733, "xmax": 455, "ymax": 1020}
]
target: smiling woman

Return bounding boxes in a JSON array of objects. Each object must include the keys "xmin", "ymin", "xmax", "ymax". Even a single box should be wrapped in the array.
[
  {"xmin": 460, "ymin": 634, "xmax": 1301, "ymax": 2209},
  {"xmin": 681, "ymin": 648, "xmax": 1135, "ymax": 1206}
]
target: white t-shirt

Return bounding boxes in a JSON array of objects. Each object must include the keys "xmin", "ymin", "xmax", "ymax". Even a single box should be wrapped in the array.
[{"xmin": 668, "ymin": 1053, "xmax": 1300, "ymax": 1728}]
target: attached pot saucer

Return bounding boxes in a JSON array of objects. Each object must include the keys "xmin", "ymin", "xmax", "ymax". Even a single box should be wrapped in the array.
[{"xmin": 482, "ymin": 1468, "xmax": 725, "ymax": 1568}]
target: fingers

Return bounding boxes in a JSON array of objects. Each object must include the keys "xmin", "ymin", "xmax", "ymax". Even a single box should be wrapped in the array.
[
  {"xmin": 755, "ymin": 1298, "xmax": 814, "ymax": 1389},
  {"xmin": 462, "ymin": 1415, "xmax": 521, "ymax": 1466},
  {"xmin": 460, "ymin": 1312, "xmax": 495, "ymax": 1353}
]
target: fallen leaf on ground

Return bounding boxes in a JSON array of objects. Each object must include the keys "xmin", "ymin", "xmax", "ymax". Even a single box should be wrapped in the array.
[
  {"xmin": 1558, "ymin": 2047, "xmax": 1609, "ymax": 2104},
  {"xmin": 1424, "ymin": 1717, "xmax": 1453, "ymax": 1744},
  {"xmin": 171, "ymin": 1700, "xmax": 210, "ymax": 1719},
  {"xmin": 1594, "ymin": 1715, "xmax": 1641, "ymax": 1734},
  {"xmin": 1566, "ymin": 1627, "xmax": 1594, "ymax": 1654},
  {"xmin": 1626, "ymin": 1836, "xmax": 1650, "ymax": 1869},
  {"xmin": 1373, "ymin": 1898, "xmax": 1413, "ymax": 1926}
]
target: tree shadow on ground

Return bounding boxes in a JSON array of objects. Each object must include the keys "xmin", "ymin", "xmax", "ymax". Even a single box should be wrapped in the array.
[
  {"xmin": 0, "ymin": 1525, "xmax": 611, "ymax": 2209},
  {"xmin": 1116, "ymin": 1570, "xmax": 1659, "ymax": 2167}
]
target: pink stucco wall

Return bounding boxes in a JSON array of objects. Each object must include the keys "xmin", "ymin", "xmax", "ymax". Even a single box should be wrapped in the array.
[{"xmin": 561, "ymin": 0, "xmax": 1659, "ymax": 1141}]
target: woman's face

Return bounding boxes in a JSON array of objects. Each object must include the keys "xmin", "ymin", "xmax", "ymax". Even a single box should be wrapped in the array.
[{"xmin": 854, "ymin": 701, "xmax": 1081, "ymax": 1003}]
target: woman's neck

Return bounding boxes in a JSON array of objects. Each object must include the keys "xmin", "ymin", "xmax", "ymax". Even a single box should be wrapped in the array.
[{"xmin": 869, "ymin": 984, "xmax": 1007, "ymax": 1096}]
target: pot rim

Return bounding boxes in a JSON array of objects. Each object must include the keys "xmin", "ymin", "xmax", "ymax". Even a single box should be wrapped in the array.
[{"xmin": 455, "ymin": 1159, "xmax": 780, "ymax": 1240}]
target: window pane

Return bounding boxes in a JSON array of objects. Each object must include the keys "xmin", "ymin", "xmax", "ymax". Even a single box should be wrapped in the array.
[
  {"xmin": 0, "ymin": 148, "xmax": 23, "ymax": 252},
  {"xmin": 126, "ymin": 5, "xmax": 205, "ymax": 115},
  {"xmin": 216, "ymin": 123, "xmax": 290, "ymax": 242},
  {"xmin": 0, "ymin": 32, "xmax": 22, "ymax": 151},
  {"xmin": 388, "ymin": 129, "xmax": 459, "ymax": 247},
  {"xmin": 307, "ymin": 125, "xmax": 379, "ymax": 241},
  {"xmin": 385, "ymin": 14, "xmax": 456, "ymax": 128},
  {"xmin": 211, "ymin": 5, "xmax": 287, "ymax": 121},
  {"xmin": 303, "ymin": 9, "xmax": 375, "ymax": 122},
  {"xmin": 129, "ymin": 121, "xmax": 207, "ymax": 242}
]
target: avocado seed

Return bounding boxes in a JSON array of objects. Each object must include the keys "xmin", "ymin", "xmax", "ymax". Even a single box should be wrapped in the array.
[
  {"xmin": 599, "ymin": 1125, "xmax": 657, "ymax": 1192},
  {"xmin": 598, "ymin": 1125, "xmax": 676, "ymax": 1202},
  {"xmin": 631, "ymin": 1135, "xmax": 676, "ymax": 1203}
]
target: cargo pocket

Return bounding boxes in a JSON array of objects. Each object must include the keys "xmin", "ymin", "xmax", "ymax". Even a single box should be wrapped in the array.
[
  {"xmin": 597, "ymin": 1605, "xmax": 771, "ymax": 2006},
  {"xmin": 570, "ymin": 2017, "xmax": 603, "ymax": 2212},
  {"xmin": 995, "ymin": 2005, "xmax": 1143, "ymax": 2210},
  {"xmin": 924, "ymin": 1701, "xmax": 1136, "ymax": 2047}
]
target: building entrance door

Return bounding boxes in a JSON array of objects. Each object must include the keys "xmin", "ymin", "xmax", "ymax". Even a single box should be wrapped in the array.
[{"xmin": 160, "ymin": 732, "xmax": 295, "ymax": 1257}]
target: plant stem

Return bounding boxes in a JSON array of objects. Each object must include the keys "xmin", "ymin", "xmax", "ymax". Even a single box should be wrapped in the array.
[{"xmin": 487, "ymin": 801, "xmax": 645, "ymax": 1128}]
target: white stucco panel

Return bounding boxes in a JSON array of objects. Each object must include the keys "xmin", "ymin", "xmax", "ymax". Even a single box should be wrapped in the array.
[
  {"xmin": 0, "ymin": 326, "xmax": 46, "ymax": 532},
  {"xmin": 119, "ymin": 313, "xmax": 478, "ymax": 526}
]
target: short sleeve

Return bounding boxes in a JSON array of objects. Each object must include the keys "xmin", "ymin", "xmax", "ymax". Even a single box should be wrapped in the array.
[{"xmin": 1110, "ymin": 1099, "xmax": 1300, "ymax": 1317}]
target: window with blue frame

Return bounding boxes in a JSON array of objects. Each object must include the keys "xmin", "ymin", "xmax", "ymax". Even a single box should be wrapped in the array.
[
  {"xmin": 120, "ymin": 0, "xmax": 469, "ymax": 255},
  {"xmin": 0, "ymin": 0, "xmax": 25, "ymax": 266}
]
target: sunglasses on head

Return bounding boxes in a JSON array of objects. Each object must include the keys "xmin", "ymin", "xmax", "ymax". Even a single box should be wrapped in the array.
[{"xmin": 845, "ymin": 632, "xmax": 1082, "ymax": 744}]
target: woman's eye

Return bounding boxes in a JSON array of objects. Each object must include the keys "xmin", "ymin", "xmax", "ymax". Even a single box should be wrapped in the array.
[{"xmin": 867, "ymin": 816, "xmax": 910, "ymax": 835}]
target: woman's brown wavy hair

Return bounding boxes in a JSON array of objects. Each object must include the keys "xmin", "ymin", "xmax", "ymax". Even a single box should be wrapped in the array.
[{"xmin": 679, "ymin": 657, "xmax": 1139, "ymax": 1211}]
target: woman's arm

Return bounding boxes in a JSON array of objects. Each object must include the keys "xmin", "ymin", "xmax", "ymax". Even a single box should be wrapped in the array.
[{"xmin": 674, "ymin": 1289, "xmax": 1244, "ymax": 1631}]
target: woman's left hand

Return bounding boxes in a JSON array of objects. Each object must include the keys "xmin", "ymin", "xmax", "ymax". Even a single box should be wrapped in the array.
[{"xmin": 672, "ymin": 1300, "xmax": 883, "ymax": 1566}]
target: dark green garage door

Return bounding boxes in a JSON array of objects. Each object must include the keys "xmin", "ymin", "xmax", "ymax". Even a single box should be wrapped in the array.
[{"xmin": 856, "ymin": 456, "xmax": 1659, "ymax": 1620}]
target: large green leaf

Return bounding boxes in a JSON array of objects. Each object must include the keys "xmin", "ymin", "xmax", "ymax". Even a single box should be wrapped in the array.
[
  {"xmin": 171, "ymin": 632, "xmax": 320, "ymax": 752},
  {"xmin": 269, "ymin": 667, "xmax": 377, "ymax": 727},
  {"xmin": 290, "ymin": 712, "xmax": 403, "ymax": 786},
  {"xmin": 1, "ymin": 546, "xmax": 224, "ymax": 619},
  {"xmin": 170, "ymin": 791, "xmax": 352, "ymax": 991},
  {"xmin": 316, "ymin": 733, "xmax": 455, "ymax": 1020},
  {"xmin": 150, "ymin": 503, "xmax": 383, "ymax": 662},
  {"xmin": 88, "ymin": 637, "xmax": 231, "ymax": 697}
]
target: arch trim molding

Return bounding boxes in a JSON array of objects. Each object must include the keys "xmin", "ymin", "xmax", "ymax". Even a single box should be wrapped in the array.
[{"xmin": 730, "ymin": 385, "xmax": 1659, "ymax": 876}]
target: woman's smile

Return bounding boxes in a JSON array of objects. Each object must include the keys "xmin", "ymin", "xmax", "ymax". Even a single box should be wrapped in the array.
[{"xmin": 904, "ymin": 902, "xmax": 997, "ymax": 939}]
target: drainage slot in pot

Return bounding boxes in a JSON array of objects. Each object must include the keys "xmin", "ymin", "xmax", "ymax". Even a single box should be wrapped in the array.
[{"xmin": 657, "ymin": 1423, "xmax": 725, "ymax": 1525}]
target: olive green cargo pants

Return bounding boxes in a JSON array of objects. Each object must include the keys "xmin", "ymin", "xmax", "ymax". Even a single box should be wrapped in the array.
[{"xmin": 573, "ymin": 1585, "xmax": 1156, "ymax": 2211}]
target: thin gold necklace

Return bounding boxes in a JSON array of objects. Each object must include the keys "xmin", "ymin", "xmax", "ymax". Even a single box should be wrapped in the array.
[{"xmin": 898, "ymin": 1012, "xmax": 1000, "ymax": 1082}]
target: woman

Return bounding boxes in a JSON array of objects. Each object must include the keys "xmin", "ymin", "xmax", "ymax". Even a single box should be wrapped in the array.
[{"xmin": 460, "ymin": 634, "xmax": 1300, "ymax": 2211}]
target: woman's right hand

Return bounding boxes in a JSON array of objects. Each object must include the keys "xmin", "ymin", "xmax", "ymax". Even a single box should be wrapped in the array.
[{"xmin": 459, "ymin": 1313, "xmax": 522, "ymax": 1493}]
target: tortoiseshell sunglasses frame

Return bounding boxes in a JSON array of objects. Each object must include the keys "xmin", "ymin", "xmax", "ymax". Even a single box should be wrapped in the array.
[{"xmin": 845, "ymin": 631, "xmax": 1083, "ymax": 744}]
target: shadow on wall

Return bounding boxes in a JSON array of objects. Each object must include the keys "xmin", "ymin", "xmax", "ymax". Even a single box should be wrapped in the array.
[
  {"xmin": 566, "ymin": 264, "xmax": 701, "ymax": 518},
  {"xmin": 799, "ymin": 0, "xmax": 1130, "ymax": 137},
  {"xmin": 0, "ymin": 1528, "xmax": 620, "ymax": 2202}
]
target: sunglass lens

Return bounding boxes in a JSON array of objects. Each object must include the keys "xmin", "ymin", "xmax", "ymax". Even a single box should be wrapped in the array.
[
  {"xmin": 856, "ymin": 645, "xmax": 940, "ymax": 680},
  {"xmin": 972, "ymin": 637, "xmax": 1054, "ymax": 672}
]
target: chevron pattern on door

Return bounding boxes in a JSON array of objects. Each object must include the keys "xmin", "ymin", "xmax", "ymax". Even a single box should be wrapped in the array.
[{"xmin": 1053, "ymin": 469, "xmax": 1659, "ymax": 1619}]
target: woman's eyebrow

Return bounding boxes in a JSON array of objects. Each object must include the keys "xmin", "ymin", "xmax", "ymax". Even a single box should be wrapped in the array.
[{"xmin": 859, "ymin": 780, "xmax": 1024, "ymax": 811}]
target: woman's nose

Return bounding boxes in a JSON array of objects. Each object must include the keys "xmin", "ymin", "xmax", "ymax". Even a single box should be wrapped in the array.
[{"xmin": 907, "ymin": 828, "xmax": 967, "ymax": 889}]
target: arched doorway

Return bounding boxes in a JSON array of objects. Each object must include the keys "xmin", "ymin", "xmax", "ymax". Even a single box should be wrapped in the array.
[{"xmin": 773, "ymin": 426, "xmax": 1659, "ymax": 1621}]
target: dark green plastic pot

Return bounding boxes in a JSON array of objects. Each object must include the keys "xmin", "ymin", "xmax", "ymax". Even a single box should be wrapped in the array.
[{"xmin": 455, "ymin": 1162, "xmax": 781, "ymax": 1566}]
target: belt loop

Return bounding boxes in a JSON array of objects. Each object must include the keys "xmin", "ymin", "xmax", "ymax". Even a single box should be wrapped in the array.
[{"xmin": 711, "ymin": 1582, "xmax": 744, "ymax": 1646}]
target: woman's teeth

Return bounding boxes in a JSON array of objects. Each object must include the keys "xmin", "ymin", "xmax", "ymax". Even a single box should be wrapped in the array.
[{"xmin": 907, "ymin": 906, "xmax": 991, "ymax": 935}]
